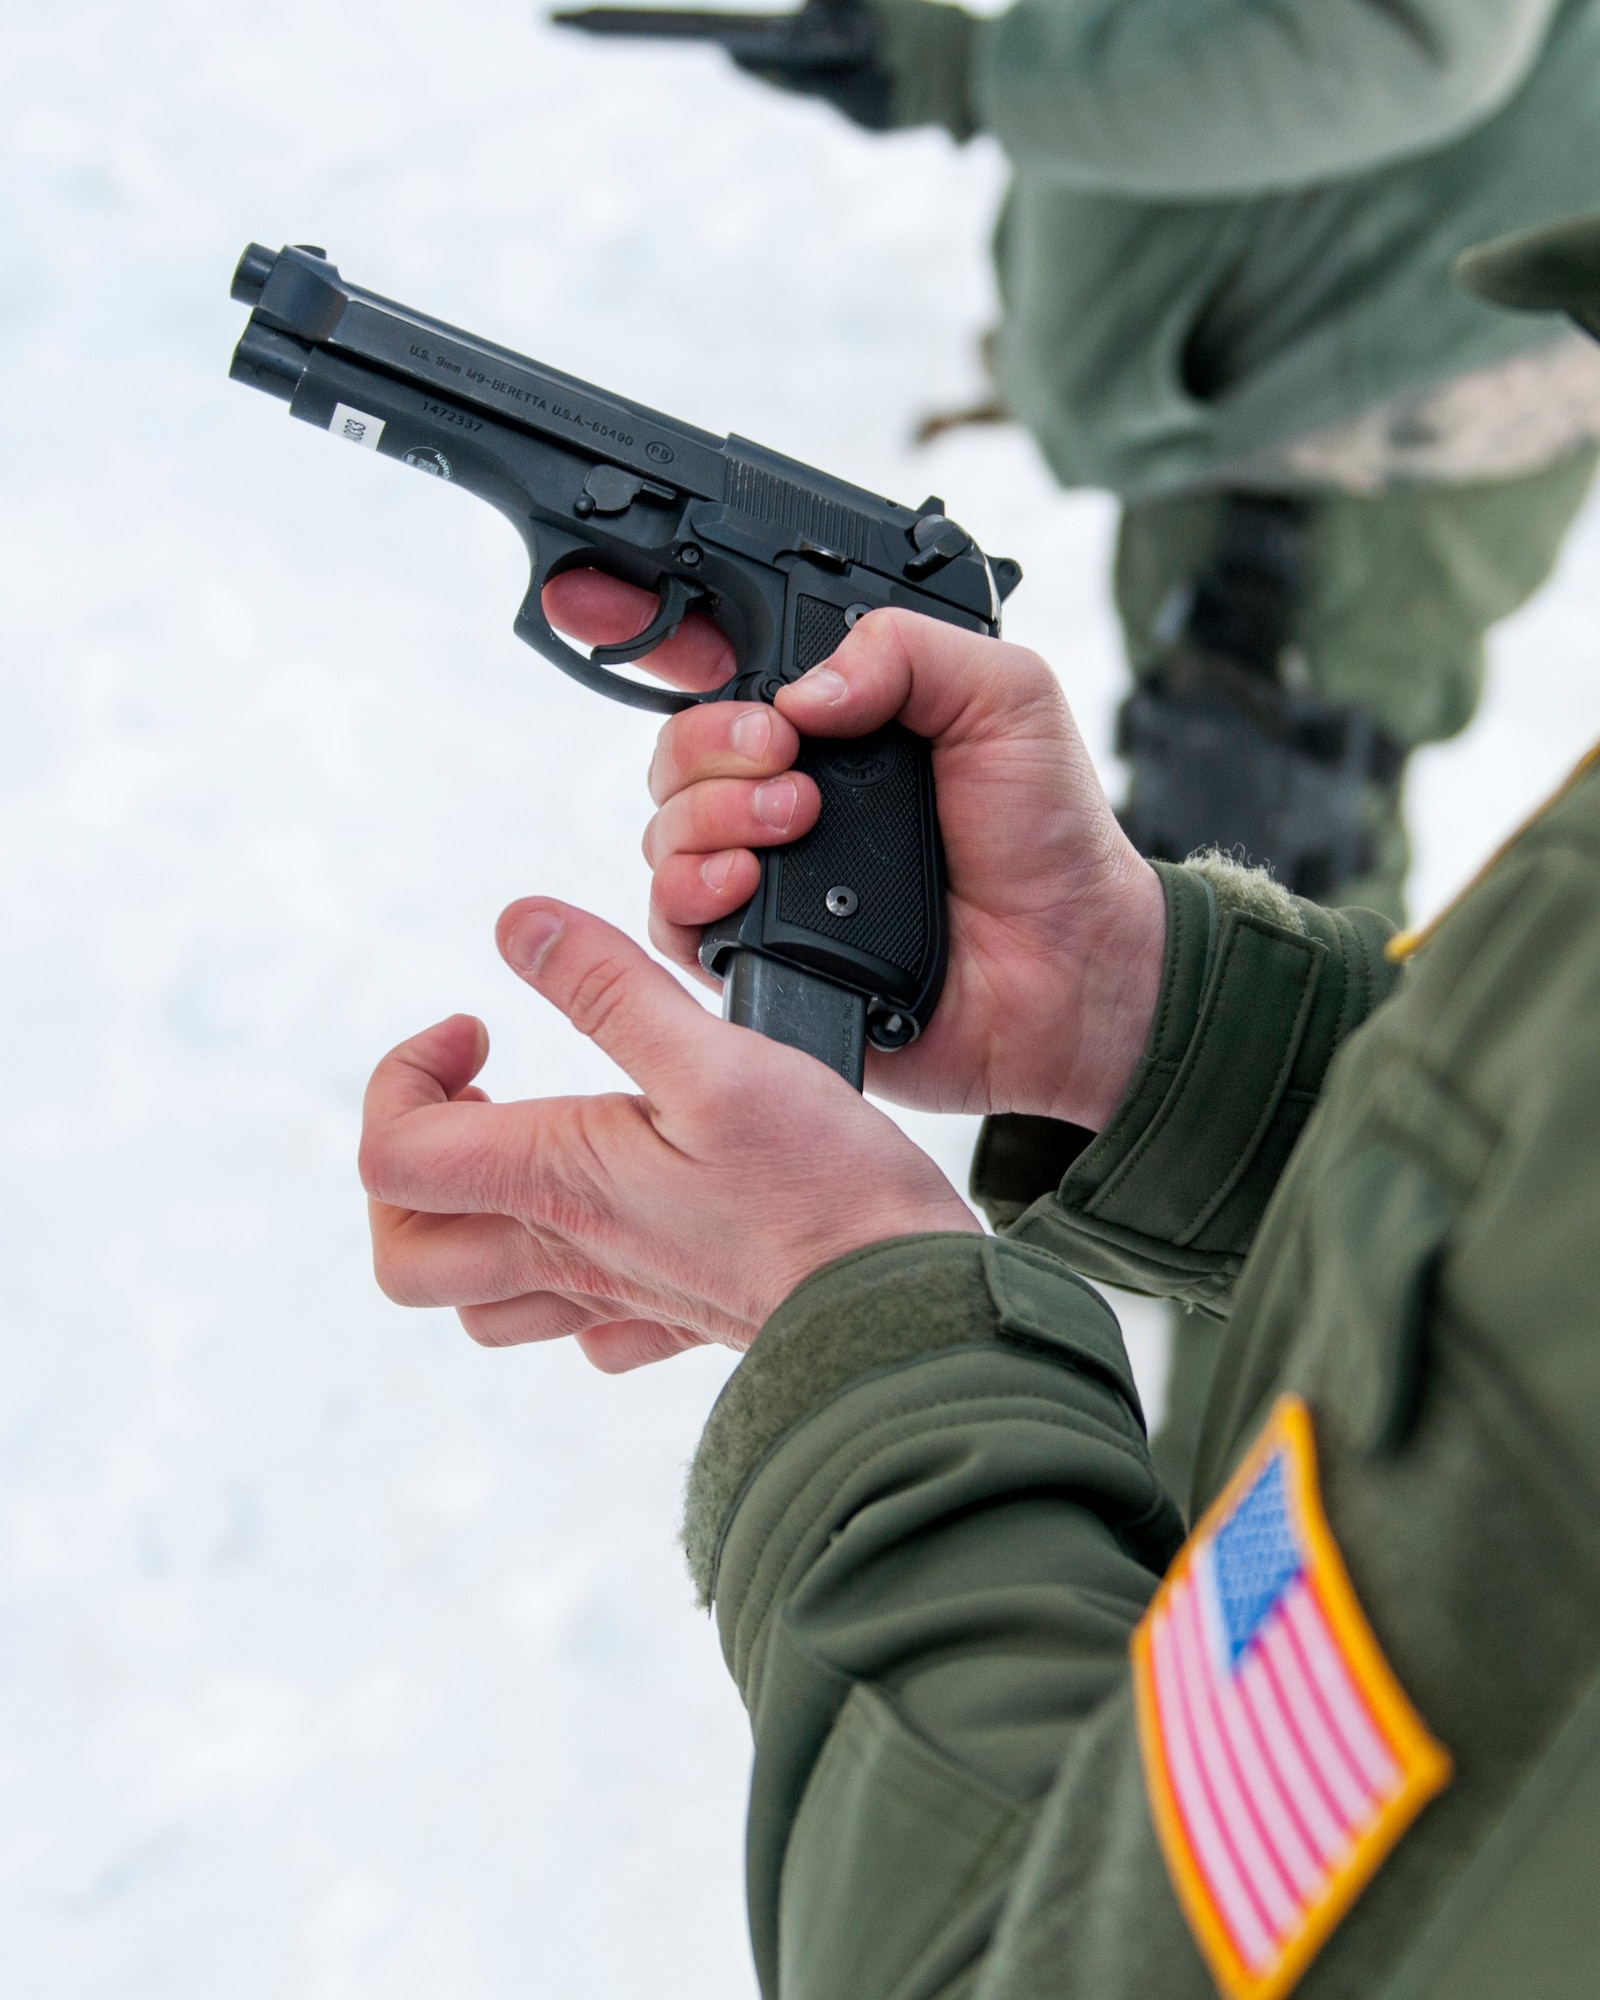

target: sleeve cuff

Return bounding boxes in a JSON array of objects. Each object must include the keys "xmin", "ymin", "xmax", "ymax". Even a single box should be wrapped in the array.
[
  {"xmin": 682, "ymin": 1232, "xmax": 1145, "ymax": 1605},
  {"xmin": 872, "ymin": 0, "xmax": 980, "ymax": 138},
  {"xmin": 976, "ymin": 861, "xmax": 1397, "ymax": 1307}
]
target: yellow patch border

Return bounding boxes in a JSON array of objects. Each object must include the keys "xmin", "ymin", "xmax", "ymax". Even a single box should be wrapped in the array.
[
  {"xmin": 1388, "ymin": 736, "xmax": 1600, "ymax": 963},
  {"xmin": 1132, "ymin": 1395, "xmax": 1452, "ymax": 2000}
]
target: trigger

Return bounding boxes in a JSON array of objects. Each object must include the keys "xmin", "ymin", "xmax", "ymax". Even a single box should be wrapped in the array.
[{"xmin": 590, "ymin": 574, "xmax": 707, "ymax": 667}]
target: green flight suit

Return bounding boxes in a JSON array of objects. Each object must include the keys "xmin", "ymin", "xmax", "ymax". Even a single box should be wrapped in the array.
[
  {"xmin": 868, "ymin": 0, "xmax": 1600, "ymax": 1497},
  {"xmin": 870, "ymin": 0, "xmax": 1600, "ymax": 912},
  {"xmin": 876, "ymin": 0, "xmax": 1600, "ymax": 500},
  {"xmin": 683, "ymin": 754, "xmax": 1600, "ymax": 1991}
]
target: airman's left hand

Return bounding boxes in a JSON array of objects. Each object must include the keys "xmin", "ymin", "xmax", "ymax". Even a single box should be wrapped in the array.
[{"xmin": 361, "ymin": 896, "xmax": 979, "ymax": 1373}]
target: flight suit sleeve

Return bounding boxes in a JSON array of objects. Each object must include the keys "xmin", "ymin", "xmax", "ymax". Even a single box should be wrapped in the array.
[
  {"xmin": 976, "ymin": 860, "xmax": 1397, "ymax": 1312},
  {"xmin": 869, "ymin": 0, "xmax": 1560, "ymax": 196},
  {"xmin": 681, "ymin": 861, "xmax": 1393, "ymax": 2000},
  {"xmin": 682, "ymin": 1231, "xmax": 1198, "ymax": 2000}
]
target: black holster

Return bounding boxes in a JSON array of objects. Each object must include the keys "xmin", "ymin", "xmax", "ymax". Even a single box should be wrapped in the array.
[{"xmin": 1116, "ymin": 495, "xmax": 1403, "ymax": 903}]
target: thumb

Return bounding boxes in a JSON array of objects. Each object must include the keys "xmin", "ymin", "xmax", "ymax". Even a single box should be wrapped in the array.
[
  {"xmin": 775, "ymin": 606, "xmax": 1063, "ymax": 748},
  {"xmin": 498, "ymin": 898, "xmax": 722, "ymax": 1089}
]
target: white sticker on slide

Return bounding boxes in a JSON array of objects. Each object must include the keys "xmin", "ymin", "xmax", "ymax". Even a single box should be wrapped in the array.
[{"xmin": 329, "ymin": 403, "xmax": 386, "ymax": 451}]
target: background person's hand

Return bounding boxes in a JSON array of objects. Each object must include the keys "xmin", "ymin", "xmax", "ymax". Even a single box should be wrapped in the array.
[
  {"xmin": 362, "ymin": 897, "xmax": 980, "ymax": 1374},
  {"xmin": 542, "ymin": 572, "xmax": 1165, "ymax": 1128}
]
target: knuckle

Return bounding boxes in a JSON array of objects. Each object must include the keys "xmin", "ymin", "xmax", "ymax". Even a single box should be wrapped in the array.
[
  {"xmin": 648, "ymin": 720, "xmax": 685, "ymax": 802},
  {"xmin": 966, "ymin": 641, "xmax": 1064, "ymax": 736},
  {"xmin": 371, "ymin": 1240, "xmax": 419, "ymax": 1308},
  {"xmin": 652, "ymin": 792, "xmax": 696, "ymax": 858},
  {"xmin": 357, "ymin": 1133, "xmax": 393, "ymax": 1202},
  {"xmin": 650, "ymin": 858, "xmax": 694, "ymax": 918},
  {"xmin": 564, "ymin": 951, "xmax": 636, "ymax": 1041},
  {"xmin": 996, "ymin": 638, "xmax": 1059, "ymax": 702},
  {"xmin": 648, "ymin": 903, "xmax": 698, "ymax": 967},
  {"xmin": 457, "ymin": 1303, "xmax": 509, "ymax": 1349},
  {"xmin": 869, "ymin": 605, "xmax": 921, "ymax": 660},
  {"xmin": 687, "ymin": 783, "xmax": 736, "ymax": 846}
]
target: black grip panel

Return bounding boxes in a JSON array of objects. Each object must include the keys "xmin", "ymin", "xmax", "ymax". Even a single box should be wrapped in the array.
[
  {"xmin": 753, "ymin": 717, "xmax": 944, "ymax": 1048},
  {"xmin": 792, "ymin": 594, "xmax": 853, "ymax": 673},
  {"xmin": 720, "ymin": 590, "xmax": 946, "ymax": 1051},
  {"xmin": 775, "ymin": 729, "xmax": 932, "ymax": 980}
]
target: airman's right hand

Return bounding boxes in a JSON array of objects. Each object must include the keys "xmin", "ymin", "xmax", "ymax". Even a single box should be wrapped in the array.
[{"xmin": 542, "ymin": 572, "xmax": 1165, "ymax": 1129}]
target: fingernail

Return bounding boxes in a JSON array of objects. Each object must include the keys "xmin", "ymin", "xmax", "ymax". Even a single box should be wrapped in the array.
[
  {"xmin": 505, "ymin": 909, "xmax": 563, "ymax": 973},
  {"xmin": 791, "ymin": 666, "xmax": 847, "ymax": 705},
  {"xmin": 701, "ymin": 851, "xmax": 737, "ymax": 892},
  {"xmin": 732, "ymin": 709, "xmax": 772, "ymax": 759},
  {"xmin": 752, "ymin": 777, "xmax": 797, "ymax": 830}
]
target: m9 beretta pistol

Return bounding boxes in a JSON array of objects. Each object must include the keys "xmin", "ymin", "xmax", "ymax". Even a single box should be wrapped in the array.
[{"xmin": 228, "ymin": 243, "xmax": 1019, "ymax": 1088}]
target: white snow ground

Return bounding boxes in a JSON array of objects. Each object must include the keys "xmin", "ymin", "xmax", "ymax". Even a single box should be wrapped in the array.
[{"xmin": 3, "ymin": 4, "xmax": 1598, "ymax": 1994}]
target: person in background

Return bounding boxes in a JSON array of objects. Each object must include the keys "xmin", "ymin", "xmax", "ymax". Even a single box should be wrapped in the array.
[
  {"xmin": 561, "ymin": 0, "xmax": 1600, "ymax": 1506},
  {"xmin": 360, "ymin": 209, "xmax": 1600, "ymax": 1996}
]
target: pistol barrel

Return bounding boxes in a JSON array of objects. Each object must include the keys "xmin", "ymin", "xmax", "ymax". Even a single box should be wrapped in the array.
[{"xmin": 230, "ymin": 319, "xmax": 312, "ymax": 403}]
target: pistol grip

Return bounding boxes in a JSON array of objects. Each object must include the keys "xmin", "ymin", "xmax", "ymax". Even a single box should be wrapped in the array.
[{"xmin": 700, "ymin": 720, "xmax": 947, "ymax": 1077}]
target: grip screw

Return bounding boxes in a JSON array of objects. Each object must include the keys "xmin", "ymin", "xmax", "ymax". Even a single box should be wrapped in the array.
[
  {"xmin": 679, "ymin": 544, "xmax": 702, "ymax": 567},
  {"xmin": 825, "ymin": 886, "xmax": 859, "ymax": 918}
]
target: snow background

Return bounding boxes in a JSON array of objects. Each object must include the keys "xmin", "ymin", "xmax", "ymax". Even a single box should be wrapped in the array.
[{"xmin": 3, "ymin": 2, "xmax": 1598, "ymax": 1993}]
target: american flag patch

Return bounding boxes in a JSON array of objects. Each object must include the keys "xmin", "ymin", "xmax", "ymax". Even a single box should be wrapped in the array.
[{"xmin": 1132, "ymin": 1395, "xmax": 1451, "ymax": 2000}]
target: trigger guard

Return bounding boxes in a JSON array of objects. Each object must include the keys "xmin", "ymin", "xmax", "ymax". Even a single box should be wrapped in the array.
[
  {"xmin": 590, "ymin": 573, "xmax": 707, "ymax": 668},
  {"xmin": 514, "ymin": 569, "xmax": 701, "ymax": 716}
]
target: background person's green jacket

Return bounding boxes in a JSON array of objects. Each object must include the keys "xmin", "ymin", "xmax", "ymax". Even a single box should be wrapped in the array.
[
  {"xmin": 873, "ymin": 0, "xmax": 1600, "ymax": 497},
  {"xmin": 683, "ymin": 751, "xmax": 1600, "ymax": 1997}
]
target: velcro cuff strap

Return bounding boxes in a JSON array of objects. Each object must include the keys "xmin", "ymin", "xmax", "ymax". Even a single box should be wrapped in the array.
[
  {"xmin": 683, "ymin": 1233, "xmax": 1138, "ymax": 1605},
  {"xmin": 1082, "ymin": 911, "xmax": 1324, "ymax": 1246},
  {"xmin": 873, "ymin": 0, "xmax": 980, "ymax": 137}
]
